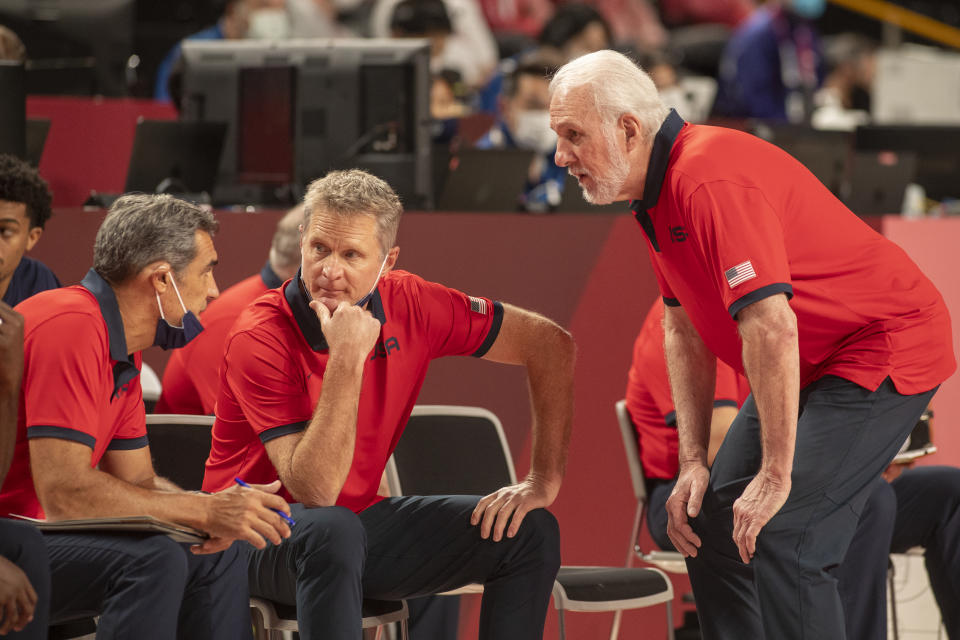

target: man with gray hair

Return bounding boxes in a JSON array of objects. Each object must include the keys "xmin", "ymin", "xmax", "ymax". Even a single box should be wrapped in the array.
[
  {"xmin": 202, "ymin": 169, "xmax": 574, "ymax": 638},
  {"xmin": 548, "ymin": 50, "xmax": 954, "ymax": 638},
  {"xmin": 0, "ymin": 194, "xmax": 292, "ymax": 638},
  {"xmin": 157, "ymin": 204, "xmax": 303, "ymax": 414}
]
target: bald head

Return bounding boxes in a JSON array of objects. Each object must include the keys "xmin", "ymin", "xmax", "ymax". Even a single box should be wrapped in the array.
[{"xmin": 269, "ymin": 204, "xmax": 303, "ymax": 281}]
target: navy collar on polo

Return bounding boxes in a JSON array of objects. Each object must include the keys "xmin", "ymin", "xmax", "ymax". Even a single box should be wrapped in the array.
[
  {"xmin": 284, "ymin": 268, "xmax": 387, "ymax": 352},
  {"xmin": 260, "ymin": 261, "xmax": 283, "ymax": 289},
  {"xmin": 80, "ymin": 269, "xmax": 140, "ymax": 398},
  {"xmin": 630, "ymin": 109, "xmax": 686, "ymax": 252}
]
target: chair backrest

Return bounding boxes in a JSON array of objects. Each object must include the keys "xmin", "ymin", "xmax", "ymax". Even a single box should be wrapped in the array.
[
  {"xmin": 615, "ymin": 399, "xmax": 647, "ymax": 503},
  {"xmin": 145, "ymin": 414, "xmax": 215, "ymax": 491},
  {"xmin": 386, "ymin": 405, "xmax": 516, "ymax": 497},
  {"xmin": 141, "ymin": 362, "xmax": 162, "ymax": 413}
]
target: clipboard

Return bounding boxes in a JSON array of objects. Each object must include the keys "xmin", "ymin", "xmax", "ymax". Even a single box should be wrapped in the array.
[{"xmin": 10, "ymin": 515, "xmax": 208, "ymax": 544}]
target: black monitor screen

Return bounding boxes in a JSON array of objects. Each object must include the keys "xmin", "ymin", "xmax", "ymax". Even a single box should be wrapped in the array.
[{"xmin": 238, "ymin": 65, "xmax": 296, "ymax": 185}]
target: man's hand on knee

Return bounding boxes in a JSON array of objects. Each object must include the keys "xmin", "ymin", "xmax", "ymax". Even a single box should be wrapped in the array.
[
  {"xmin": 0, "ymin": 556, "xmax": 36, "ymax": 635},
  {"xmin": 732, "ymin": 469, "xmax": 791, "ymax": 563},
  {"xmin": 666, "ymin": 464, "xmax": 709, "ymax": 557},
  {"xmin": 471, "ymin": 474, "xmax": 559, "ymax": 542},
  {"xmin": 192, "ymin": 480, "xmax": 293, "ymax": 554}
]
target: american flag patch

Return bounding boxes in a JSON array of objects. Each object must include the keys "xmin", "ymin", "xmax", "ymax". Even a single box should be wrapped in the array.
[
  {"xmin": 469, "ymin": 296, "xmax": 488, "ymax": 314},
  {"xmin": 725, "ymin": 260, "xmax": 757, "ymax": 289}
]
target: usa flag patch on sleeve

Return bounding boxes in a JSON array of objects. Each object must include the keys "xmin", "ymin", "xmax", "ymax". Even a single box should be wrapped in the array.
[
  {"xmin": 725, "ymin": 260, "xmax": 757, "ymax": 289},
  {"xmin": 469, "ymin": 296, "xmax": 488, "ymax": 314}
]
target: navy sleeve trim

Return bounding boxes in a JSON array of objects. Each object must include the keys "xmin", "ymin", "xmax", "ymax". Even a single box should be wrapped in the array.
[
  {"xmin": 472, "ymin": 301, "xmax": 505, "ymax": 358},
  {"xmin": 259, "ymin": 421, "xmax": 309, "ymax": 444},
  {"xmin": 106, "ymin": 436, "xmax": 149, "ymax": 451},
  {"xmin": 664, "ymin": 411, "xmax": 677, "ymax": 426},
  {"xmin": 728, "ymin": 283, "xmax": 793, "ymax": 319},
  {"xmin": 713, "ymin": 399, "xmax": 739, "ymax": 409},
  {"xmin": 663, "ymin": 297, "xmax": 681, "ymax": 307},
  {"xmin": 26, "ymin": 426, "xmax": 96, "ymax": 449}
]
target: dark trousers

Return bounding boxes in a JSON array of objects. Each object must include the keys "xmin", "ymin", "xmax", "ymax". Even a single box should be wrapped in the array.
[
  {"xmin": 683, "ymin": 376, "xmax": 936, "ymax": 640},
  {"xmin": 45, "ymin": 533, "xmax": 252, "ymax": 640},
  {"xmin": 840, "ymin": 466, "xmax": 960, "ymax": 640},
  {"xmin": 0, "ymin": 520, "xmax": 49, "ymax": 640},
  {"xmin": 244, "ymin": 495, "xmax": 561, "ymax": 640}
]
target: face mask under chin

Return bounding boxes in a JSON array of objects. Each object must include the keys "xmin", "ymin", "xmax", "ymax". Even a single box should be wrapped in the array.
[{"xmin": 153, "ymin": 274, "xmax": 205, "ymax": 350}]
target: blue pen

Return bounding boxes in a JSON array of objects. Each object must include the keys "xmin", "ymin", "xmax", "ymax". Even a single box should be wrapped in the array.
[{"xmin": 234, "ymin": 477, "xmax": 296, "ymax": 527}]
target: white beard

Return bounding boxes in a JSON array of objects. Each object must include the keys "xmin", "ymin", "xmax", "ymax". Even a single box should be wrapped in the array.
[{"xmin": 580, "ymin": 132, "xmax": 630, "ymax": 205}]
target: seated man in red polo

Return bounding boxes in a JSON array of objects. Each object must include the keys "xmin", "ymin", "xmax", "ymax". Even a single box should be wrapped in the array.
[
  {"xmin": 157, "ymin": 204, "xmax": 302, "ymax": 415},
  {"xmin": 627, "ymin": 299, "xmax": 960, "ymax": 640},
  {"xmin": 202, "ymin": 169, "xmax": 574, "ymax": 639},
  {"xmin": 0, "ymin": 194, "xmax": 292, "ymax": 639}
]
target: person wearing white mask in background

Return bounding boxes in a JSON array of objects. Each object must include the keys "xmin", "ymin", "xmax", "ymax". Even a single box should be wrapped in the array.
[
  {"xmin": 476, "ymin": 56, "xmax": 566, "ymax": 212},
  {"xmin": 154, "ymin": 0, "xmax": 291, "ymax": 102}
]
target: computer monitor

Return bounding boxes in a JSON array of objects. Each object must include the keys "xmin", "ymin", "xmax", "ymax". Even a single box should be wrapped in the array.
[
  {"xmin": 0, "ymin": 0, "xmax": 134, "ymax": 96},
  {"xmin": 0, "ymin": 61, "xmax": 26, "ymax": 159},
  {"xmin": 179, "ymin": 38, "xmax": 433, "ymax": 208},
  {"xmin": 751, "ymin": 123, "xmax": 851, "ymax": 198},
  {"xmin": 854, "ymin": 125, "xmax": 960, "ymax": 201},
  {"xmin": 124, "ymin": 120, "xmax": 228, "ymax": 198}
]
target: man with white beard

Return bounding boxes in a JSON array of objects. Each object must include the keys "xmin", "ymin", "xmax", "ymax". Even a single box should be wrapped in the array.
[{"xmin": 548, "ymin": 49, "xmax": 954, "ymax": 639}]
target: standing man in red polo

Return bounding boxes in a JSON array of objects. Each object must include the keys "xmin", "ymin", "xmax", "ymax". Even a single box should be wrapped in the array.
[
  {"xmin": 550, "ymin": 50, "xmax": 955, "ymax": 638},
  {"xmin": 0, "ymin": 194, "xmax": 292, "ymax": 639},
  {"xmin": 203, "ymin": 169, "xmax": 574, "ymax": 639}
]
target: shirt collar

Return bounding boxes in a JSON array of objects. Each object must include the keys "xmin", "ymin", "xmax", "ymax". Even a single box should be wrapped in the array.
[
  {"xmin": 80, "ymin": 269, "xmax": 139, "ymax": 396},
  {"xmin": 260, "ymin": 262, "xmax": 284, "ymax": 289},
  {"xmin": 630, "ymin": 109, "xmax": 686, "ymax": 252},
  {"xmin": 284, "ymin": 268, "xmax": 386, "ymax": 352}
]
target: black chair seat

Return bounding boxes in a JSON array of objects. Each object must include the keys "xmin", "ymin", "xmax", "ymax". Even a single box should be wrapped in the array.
[
  {"xmin": 269, "ymin": 598, "xmax": 406, "ymax": 621},
  {"xmin": 556, "ymin": 567, "xmax": 671, "ymax": 602}
]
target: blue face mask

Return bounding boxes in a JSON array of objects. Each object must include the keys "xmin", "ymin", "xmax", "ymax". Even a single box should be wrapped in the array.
[
  {"xmin": 791, "ymin": 0, "xmax": 825, "ymax": 19},
  {"xmin": 153, "ymin": 274, "xmax": 205, "ymax": 350}
]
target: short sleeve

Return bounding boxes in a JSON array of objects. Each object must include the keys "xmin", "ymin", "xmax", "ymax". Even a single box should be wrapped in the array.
[
  {"xmin": 221, "ymin": 328, "xmax": 314, "ymax": 444},
  {"xmin": 650, "ymin": 258, "xmax": 679, "ymax": 306},
  {"xmin": 414, "ymin": 278, "xmax": 504, "ymax": 359},
  {"xmin": 23, "ymin": 313, "xmax": 109, "ymax": 449},
  {"xmin": 686, "ymin": 182, "xmax": 794, "ymax": 318},
  {"xmin": 107, "ymin": 377, "xmax": 148, "ymax": 451}
]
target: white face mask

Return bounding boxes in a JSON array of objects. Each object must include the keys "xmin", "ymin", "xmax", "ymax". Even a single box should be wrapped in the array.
[
  {"xmin": 513, "ymin": 109, "xmax": 557, "ymax": 154},
  {"xmin": 246, "ymin": 8, "xmax": 291, "ymax": 40}
]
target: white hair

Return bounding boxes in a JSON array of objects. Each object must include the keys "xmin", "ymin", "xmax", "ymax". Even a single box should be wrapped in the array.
[{"xmin": 550, "ymin": 50, "xmax": 670, "ymax": 138}]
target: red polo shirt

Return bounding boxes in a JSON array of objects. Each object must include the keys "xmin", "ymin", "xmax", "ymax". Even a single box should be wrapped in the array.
[
  {"xmin": 202, "ymin": 269, "xmax": 503, "ymax": 512},
  {"xmin": 632, "ymin": 110, "xmax": 955, "ymax": 394},
  {"xmin": 156, "ymin": 263, "xmax": 283, "ymax": 415},
  {"xmin": 0, "ymin": 270, "xmax": 148, "ymax": 519},
  {"xmin": 626, "ymin": 301, "xmax": 749, "ymax": 479}
]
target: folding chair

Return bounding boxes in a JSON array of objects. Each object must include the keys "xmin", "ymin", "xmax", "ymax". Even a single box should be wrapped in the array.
[
  {"xmin": 141, "ymin": 362, "xmax": 162, "ymax": 413},
  {"xmin": 614, "ymin": 400, "xmax": 688, "ymax": 575},
  {"xmin": 145, "ymin": 414, "xmax": 409, "ymax": 638},
  {"xmin": 385, "ymin": 405, "xmax": 674, "ymax": 640}
]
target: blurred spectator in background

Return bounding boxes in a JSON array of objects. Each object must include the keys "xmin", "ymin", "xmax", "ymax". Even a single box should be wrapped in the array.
[
  {"xmin": 586, "ymin": 0, "xmax": 668, "ymax": 53},
  {"xmin": 477, "ymin": 0, "xmax": 553, "ymax": 40},
  {"xmin": 373, "ymin": 0, "xmax": 498, "ymax": 87},
  {"xmin": 0, "ymin": 155, "xmax": 59, "ymax": 308},
  {"xmin": 477, "ymin": 55, "xmax": 564, "ymax": 212},
  {"xmin": 538, "ymin": 4, "xmax": 613, "ymax": 62},
  {"xmin": 713, "ymin": 0, "xmax": 826, "ymax": 122},
  {"xmin": 287, "ymin": 0, "xmax": 356, "ymax": 37},
  {"xmin": 811, "ymin": 33, "xmax": 876, "ymax": 129},
  {"xmin": 660, "ymin": 0, "xmax": 755, "ymax": 28},
  {"xmin": 0, "ymin": 24, "xmax": 25, "ymax": 62},
  {"xmin": 639, "ymin": 50, "xmax": 718, "ymax": 123},
  {"xmin": 155, "ymin": 0, "xmax": 289, "ymax": 101}
]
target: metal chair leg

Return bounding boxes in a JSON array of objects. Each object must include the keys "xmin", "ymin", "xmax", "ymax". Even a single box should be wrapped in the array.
[
  {"xmin": 666, "ymin": 599, "xmax": 675, "ymax": 640},
  {"xmin": 889, "ymin": 558, "xmax": 899, "ymax": 640},
  {"xmin": 558, "ymin": 609, "xmax": 566, "ymax": 640}
]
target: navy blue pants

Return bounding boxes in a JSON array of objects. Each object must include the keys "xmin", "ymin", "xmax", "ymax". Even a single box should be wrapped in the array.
[
  {"xmin": 45, "ymin": 533, "xmax": 252, "ymax": 640},
  {"xmin": 676, "ymin": 376, "xmax": 935, "ymax": 640},
  {"xmin": 0, "ymin": 520, "xmax": 49, "ymax": 640},
  {"xmin": 839, "ymin": 466, "xmax": 960, "ymax": 640},
  {"xmin": 244, "ymin": 495, "xmax": 561, "ymax": 640}
]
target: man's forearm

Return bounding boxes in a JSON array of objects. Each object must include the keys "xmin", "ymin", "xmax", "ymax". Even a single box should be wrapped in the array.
[
  {"xmin": 287, "ymin": 354, "xmax": 364, "ymax": 506},
  {"xmin": 526, "ymin": 325, "xmax": 575, "ymax": 488},
  {"xmin": 664, "ymin": 310, "xmax": 717, "ymax": 467},
  {"xmin": 738, "ymin": 299, "xmax": 799, "ymax": 479},
  {"xmin": 0, "ymin": 391, "xmax": 16, "ymax": 485}
]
